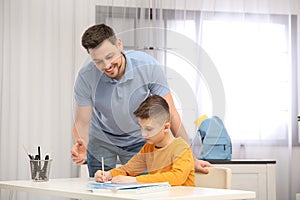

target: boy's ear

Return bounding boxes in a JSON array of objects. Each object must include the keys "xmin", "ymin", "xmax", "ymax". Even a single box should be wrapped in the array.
[{"xmin": 164, "ymin": 122, "xmax": 171, "ymax": 131}]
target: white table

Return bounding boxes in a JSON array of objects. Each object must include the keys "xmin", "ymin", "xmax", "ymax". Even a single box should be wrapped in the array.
[{"xmin": 0, "ymin": 178, "xmax": 255, "ymax": 200}]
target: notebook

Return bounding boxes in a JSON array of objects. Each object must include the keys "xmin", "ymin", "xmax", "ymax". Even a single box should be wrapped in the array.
[{"xmin": 87, "ymin": 181, "xmax": 170, "ymax": 194}]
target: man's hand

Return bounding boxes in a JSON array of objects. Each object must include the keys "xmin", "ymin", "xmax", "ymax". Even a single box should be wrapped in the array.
[
  {"xmin": 111, "ymin": 175, "xmax": 137, "ymax": 183},
  {"xmin": 194, "ymin": 158, "xmax": 212, "ymax": 174},
  {"xmin": 71, "ymin": 138, "xmax": 87, "ymax": 165}
]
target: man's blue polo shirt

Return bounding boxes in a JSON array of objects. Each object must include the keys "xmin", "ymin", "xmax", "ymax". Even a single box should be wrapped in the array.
[{"xmin": 74, "ymin": 50, "xmax": 169, "ymax": 147}]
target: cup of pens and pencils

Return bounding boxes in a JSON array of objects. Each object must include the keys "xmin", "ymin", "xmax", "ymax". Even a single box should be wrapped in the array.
[{"xmin": 23, "ymin": 145, "xmax": 52, "ymax": 182}]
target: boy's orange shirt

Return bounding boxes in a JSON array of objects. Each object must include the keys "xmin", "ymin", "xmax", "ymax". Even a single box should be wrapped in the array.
[{"xmin": 109, "ymin": 137, "xmax": 195, "ymax": 186}]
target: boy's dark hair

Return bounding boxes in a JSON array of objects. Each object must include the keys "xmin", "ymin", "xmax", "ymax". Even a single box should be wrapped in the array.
[
  {"xmin": 134, "ymin": 94, "xmax": 170, "ymax": 122},
  {"xmin": 81, "ymin": 24, "xmax": 117, "ymax": 53}
]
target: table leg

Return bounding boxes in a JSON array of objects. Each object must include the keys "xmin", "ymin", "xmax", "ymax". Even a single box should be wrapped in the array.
[{"xmin": 8, "ymin": 190, "xmax": 14, "ymax": 200}]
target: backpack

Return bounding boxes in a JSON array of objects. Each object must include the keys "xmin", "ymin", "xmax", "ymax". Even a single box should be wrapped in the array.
[{"xmin": 198, "ymin": 116, "xmax": 232, "ymax": 160}]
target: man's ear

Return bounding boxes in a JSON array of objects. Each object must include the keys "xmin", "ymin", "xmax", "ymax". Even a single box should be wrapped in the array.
[{"xmin": 116, "ymin": 38, "xmax": 123, "ymax": 51}]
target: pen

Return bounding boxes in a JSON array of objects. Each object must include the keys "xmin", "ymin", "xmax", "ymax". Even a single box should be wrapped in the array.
[
  {"xmin": 29, "ymin": 154, "xmax": 34, "ymax": 160},
  {"xmin": 33, "ymin": 154, "xmax": 40, "ymax": 180},
  {"xmin": 38, "ymin": 146, "xmax": 41, "ymax": 160},
  {"xmin": 36, "ymin": 146, "xmax": 41, "ymax": 180},
  {"xmin": 41, "ymin": 155, "xmax": 50, "ymax": 179},
  {"xmin": 101, "ymin": 157, "xmax": 104, "ymax": 176}
]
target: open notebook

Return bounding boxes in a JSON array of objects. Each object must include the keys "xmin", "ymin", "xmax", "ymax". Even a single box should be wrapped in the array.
[{"xmin": 87, "ymin": 181, "xmax": 170, "ymax": 194}]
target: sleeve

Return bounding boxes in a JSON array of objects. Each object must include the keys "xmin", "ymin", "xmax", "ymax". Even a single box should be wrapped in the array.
[
  {"xmin": 148, "ymin": 63, "xmax": 170, "ymax": 97},
  {"xmin": 74, "ymin": 73, "xmax": 93, "ymax": 106},
  {"xmin": 136, "ymin": 148, "xmax": 194, "ymax": 186},
  {"xmin": 109, "ymin": 146, "xmax": 148, "ymax": 177}
]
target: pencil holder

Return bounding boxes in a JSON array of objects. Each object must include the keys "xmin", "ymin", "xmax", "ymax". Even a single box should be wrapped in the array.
[{"xmin": 30, "ymin": 159, "xmax": 52, "ymax": 181}]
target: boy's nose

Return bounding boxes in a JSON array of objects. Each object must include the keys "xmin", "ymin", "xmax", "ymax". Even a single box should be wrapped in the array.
[{"xmin": 141, "ymin": 132, "xmax": 149, "ymax": 138}]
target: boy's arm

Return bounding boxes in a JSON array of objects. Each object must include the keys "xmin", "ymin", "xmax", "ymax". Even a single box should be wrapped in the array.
[
  {"xmin": 109, "ymin": 149, "xmax": 147, "ymax": 177},
  {"xmin": 136, "ymin": 149, "xmax": 194, "ymax": 186}
]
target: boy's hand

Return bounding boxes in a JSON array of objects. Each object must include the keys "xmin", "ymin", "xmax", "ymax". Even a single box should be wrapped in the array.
[
  {"xmin": 94, "ymin": 170, "xmax": 112, "ymax": 182},
  {"xmin": 111, "ymin": 175, "xmax": 137, "ymax": 182}
]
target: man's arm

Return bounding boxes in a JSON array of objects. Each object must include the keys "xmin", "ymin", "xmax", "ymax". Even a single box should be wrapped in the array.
[
  {"xmin": 71, "ymin": 105, "xmax": 92, "ymax": 165},
  {"xmin": 163, "ymin": 92, "xmax": 212, "ymax": 173},
  {"xmin": 163, "ymin": 92, "xmax": 189, "ymax": 141},
  {"xmin": 72, "ymin": 105, "xmax": 93, "ymax": 145}
]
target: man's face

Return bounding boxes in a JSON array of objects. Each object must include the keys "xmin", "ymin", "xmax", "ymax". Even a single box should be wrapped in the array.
[{"xmin": 89, "ymin": 39, "xmax": 124, "ymax": 80}]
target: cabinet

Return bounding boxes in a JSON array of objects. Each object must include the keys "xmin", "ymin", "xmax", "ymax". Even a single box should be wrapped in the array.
[{"xmin": 211, "ymin": 159, "xmax": 276, "ymax": 200}]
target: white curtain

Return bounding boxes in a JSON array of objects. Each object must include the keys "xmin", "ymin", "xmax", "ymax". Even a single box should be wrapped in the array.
[
  {"xmin": 0, "ymin": 0, "xmax": 87, "ymax": 199},
  {"xmin": 95, "ymin": 0, "xmax": 300, "ymax": 199}
]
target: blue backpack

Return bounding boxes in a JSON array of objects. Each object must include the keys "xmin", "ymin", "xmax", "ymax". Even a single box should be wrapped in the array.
[{"xmin": 198, "ymin": 116, "xmax": 232, "ymax": 160}]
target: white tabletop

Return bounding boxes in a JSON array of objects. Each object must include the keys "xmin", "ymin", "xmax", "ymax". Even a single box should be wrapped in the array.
[{"xmin": 0, "ymin": 178, "xmax": 255, "ymax": 200}]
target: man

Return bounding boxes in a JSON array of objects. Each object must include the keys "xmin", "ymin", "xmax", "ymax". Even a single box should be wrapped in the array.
[{"xmin": 71, "ymin": 24, "xmax": 211, "ymax": 177}]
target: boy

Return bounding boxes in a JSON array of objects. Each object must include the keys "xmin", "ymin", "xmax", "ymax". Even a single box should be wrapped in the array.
[{"xmin": 94, "ymin": 94, "xmax": 195, "ymax": 186}]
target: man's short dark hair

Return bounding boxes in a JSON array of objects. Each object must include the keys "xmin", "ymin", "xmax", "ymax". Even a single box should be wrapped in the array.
[{"xmin": 81, "ymin": 24, "xmax": 117, "ymax": 53}]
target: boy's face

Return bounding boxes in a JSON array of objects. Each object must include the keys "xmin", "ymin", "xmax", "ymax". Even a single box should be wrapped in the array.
[{"xmin": 138, "ymin": 117, "xmax": 169, "ymax": 144}]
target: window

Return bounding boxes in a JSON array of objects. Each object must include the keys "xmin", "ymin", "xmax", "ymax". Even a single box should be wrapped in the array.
[
  {"xmin": 96, "ymin": 6, "xmax": 297, "ymax": 144},
  {"xmin": 198, "ymin": 13, "xmax": 293, "ymax": 144}
]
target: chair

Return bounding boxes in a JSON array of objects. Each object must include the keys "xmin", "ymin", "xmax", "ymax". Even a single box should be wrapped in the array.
[{"xmin": 194, "ymin": 166, "xmax": 232, "ymax": 189}]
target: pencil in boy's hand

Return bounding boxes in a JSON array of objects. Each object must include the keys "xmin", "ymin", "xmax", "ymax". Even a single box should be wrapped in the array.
[{"xmin": 101, "ymin": 157, "xmax": 104, "ymax": 175}]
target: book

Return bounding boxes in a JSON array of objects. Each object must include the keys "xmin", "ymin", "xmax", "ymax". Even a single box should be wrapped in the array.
[{"xmin": 87, "ymin": 181, "xmax": 170, "ymax": 194}]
